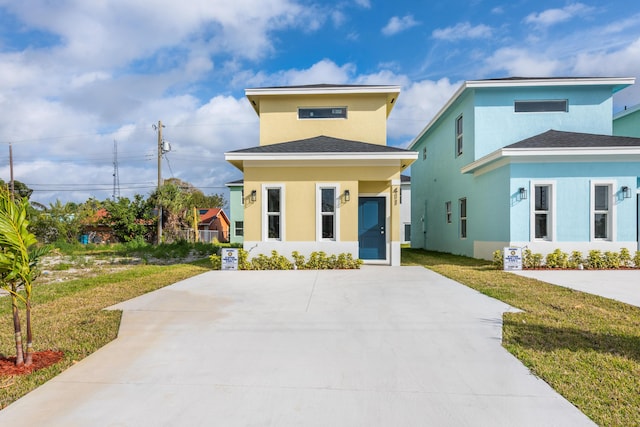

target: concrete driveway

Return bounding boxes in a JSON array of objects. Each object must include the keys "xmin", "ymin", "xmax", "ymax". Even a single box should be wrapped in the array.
[
  {"xmin": 0, "ymin": 267, "xmax": 594, "ymax": 426},
  {"xmin": 514, "ymin": 270, "xmax": 640, "ymax": 308}
]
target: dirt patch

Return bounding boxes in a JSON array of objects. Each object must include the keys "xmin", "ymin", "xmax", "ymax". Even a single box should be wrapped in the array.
[{"xmin": 0, "ymin": 350, "xmax": 64, "ymax": 379}]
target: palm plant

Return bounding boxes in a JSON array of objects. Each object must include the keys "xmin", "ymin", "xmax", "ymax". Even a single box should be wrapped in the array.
[{"xmin": 0, "ymin": 188, "xmax": 50, "ymax": 365}]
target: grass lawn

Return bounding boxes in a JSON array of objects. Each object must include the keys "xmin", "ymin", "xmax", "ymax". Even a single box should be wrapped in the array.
[
  {"xmin": 0, "ymin": 258, "xmax": 213, "ymax": 409},
  {"xmin": 403, "ymin": 248, "xmax": 640, "ymax": 427}
]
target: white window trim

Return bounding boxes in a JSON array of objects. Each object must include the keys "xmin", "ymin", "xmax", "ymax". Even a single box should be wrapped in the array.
[
  {"xmin": 445, "ymin": 201, "xmax": 452, "ymax": 224},
  {"xmin": 298, "ymin": 106, "xmax": 348, "ymax": 120},
  {"xmin": 455, "ymin": 114, "xmax": 463, "ymax": 157},
  {"xmin": 529, "ymin": 181, "xmax": 556, "ymax": 242},
  {"xmin": 262, "ymin": 183, "xmax": 285, "ymax": 241},
  {"xmin": 459, "ymin": 197, "xmax": 467, "ymax": 239},
  {"xmin": 590, "ymin": 180, "xmax": 616, "ymax": 242},
  {"xmin": 316, "ymin": 183, "xmax": 340, "ymax": 242}
]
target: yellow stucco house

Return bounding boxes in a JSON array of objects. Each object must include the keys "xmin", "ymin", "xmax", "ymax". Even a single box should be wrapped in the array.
[{"xmin": 225, "ymin": 84, "xmax": 417, "ymax": 266}]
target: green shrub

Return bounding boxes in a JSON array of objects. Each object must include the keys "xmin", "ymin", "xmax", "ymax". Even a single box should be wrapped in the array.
[
  {"xmin": 568, "ymin": 251, "xmax": 583, "ymax": 269},
  {"xmin": 522, "ymin": 249, "xmax": 543, "ymax": 269},
  {"xmin": 291, "ymin": 251, "xmax": 307, "ymax": 269},
  {"xmin": 250, "ymin": 250, "xmax": 293, "ymax": 270},
  {"xmin": 634, "ymin": 251, "xmax": 640, "ymax": 268},
  {"xmin": 238, "ymin": 248, "xmax": 251, "ymax": 270},
  {"xmin": 492, "ymin": 249, "xmax": 504, "ymax": 269},
  {"xmin": 545, "ymin": 249, "xmax": 568, "ymax": 269},
  {"xmin": 586, "ymin": 250, "xmax": 605, "ymax": 269},
  {"xmin": 603, "ymin": 251, "xmax": 621, "ymax": 269},
  {"xmin": 209, "ymin": 254, "xmax": 221, "ymax": 270},
  {"xmin": 620, "ymin": 248, "xmax": 632, "ymax": 267}
]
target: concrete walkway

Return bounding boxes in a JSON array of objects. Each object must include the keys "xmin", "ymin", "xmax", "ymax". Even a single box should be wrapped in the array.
[
  {"xmin": 514, "ymin": 270, "xmax": 640, "ymax": 308},
  {"xmin": 0, "ymin": 267, "xmax": 594, "ymax": 426}
]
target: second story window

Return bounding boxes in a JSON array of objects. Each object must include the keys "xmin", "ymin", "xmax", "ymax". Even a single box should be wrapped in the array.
[
  {"xmin": 455, "ymin": 114, "xmax": 463, "ymax": 157},
  {"xmin": 514, "ymin": 100, "xmax": 568, "ymax": 113},
  {"xmin": 298, "ymin": 107, "xmax": 347, "ymax": 119}
]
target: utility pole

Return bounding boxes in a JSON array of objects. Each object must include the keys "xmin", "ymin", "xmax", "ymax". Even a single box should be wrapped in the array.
[
  {"xmin": 9, "ymin": 142, "xmax": 14, "ymax": 201},
  {"xmin": 112, "ymin": 140, "xmax": 120, "ymax": 200},
  {"xmin": 155, "ymin": 120, "xmax": 164, "ymax": 244}
]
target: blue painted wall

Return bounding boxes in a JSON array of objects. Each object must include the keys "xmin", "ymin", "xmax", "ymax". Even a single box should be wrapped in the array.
[
  {"xmin": 474, "ymin": 86, "xmax": 613, "ymax": 158},
  {"xmin": 613, "ymin": 105, "xmax": 640, "ymax": 137},
  {"xmin": 410, "ymin": 80, "xmax": 637, "ymax": 258}
]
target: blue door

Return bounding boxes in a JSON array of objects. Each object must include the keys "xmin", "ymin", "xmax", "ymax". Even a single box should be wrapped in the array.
[{"xmin": 358, "ymin": 197, "xmax": 386, "ymax": 260}]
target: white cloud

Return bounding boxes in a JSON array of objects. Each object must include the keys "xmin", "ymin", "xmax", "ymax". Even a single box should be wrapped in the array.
[
  {"xmin": 382, "ymin": 15, "xmax": 419, "ymax": 36},
  {"xmin": 524, "ymin": 3, "xmax": 593, "ymax": 27},
  {"xmin": 239, "ymin": 59, "xmax": 357, "ymax": 87},
  {"xmin": 482, "ymin": 48, "xmax": 561, "ymax": 77},
  {"xmin": 353, "ymin": 0, "xmax": 371, "ymax": 8},
  {"xmin": 387, "ymin": 78, "xmax": 460, "ymax": 143},
  {"xmin": 432, "ymin": 22, "xmax": 492, "ymax": 41}
]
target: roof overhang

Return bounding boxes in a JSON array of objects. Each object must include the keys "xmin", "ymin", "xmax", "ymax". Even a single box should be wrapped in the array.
[
  {"xmin": 225, "ymin": 151, "xmax": 417, "ymax": 172},
  {"xmin": 461, "ymin": 146, "xmax": 640, "ymax": 175},
  {"xmin": 408, "ymin": 77, "xmax": 636, "ymax": 150},
  {"xmin": 246, "ymin": 85, "xmax": 401, "ymax": 116}
]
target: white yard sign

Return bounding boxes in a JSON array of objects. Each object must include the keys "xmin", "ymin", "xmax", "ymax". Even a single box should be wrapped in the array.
[
  {"xmin": 221, "ymin": 248, "xmax": 239, "ymax": 270},
  {"xmin": 503, "ymin": 247, "xmax": 523, "ymax": 271}
]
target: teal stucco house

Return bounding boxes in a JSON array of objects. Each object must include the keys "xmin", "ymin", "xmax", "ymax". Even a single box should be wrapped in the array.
[
  {"xmin": 409, "ymin": 77, "xmax": 640, "ymax": 259},
  {"xmin": 614, "ymin": 103, "xmax": 640, "ymax": 137},
  {"xmin": 225, "ymin": 179, "xmax": 244, "ymax": 244}
]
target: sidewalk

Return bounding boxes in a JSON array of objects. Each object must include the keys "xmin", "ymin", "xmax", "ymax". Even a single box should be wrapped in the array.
[{"xmin": 0, "ymin": 267, "xmax": 595, "ymax": 426}]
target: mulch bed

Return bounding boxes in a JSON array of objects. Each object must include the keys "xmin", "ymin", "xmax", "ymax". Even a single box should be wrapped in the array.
[{"xmin": 0, "ymin": 350, "xmax": 64, "ymax": 377}]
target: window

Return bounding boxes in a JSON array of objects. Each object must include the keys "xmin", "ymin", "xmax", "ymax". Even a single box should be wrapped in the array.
[
  {"xmin": 298, "ymin": 107, "xmax": 347, "ymax": 119},
  {"xmin": 593, "ymin": 184, "xmax": 611, "ymax": 239},
  {"xmin": 514, "ymin": 100, "xmax": 568, "ymax": 113},
  {"xmin": 266, "ymin": 187, "xmax": 281, "ymax": 240},
  {"xmin": 320, "ymin": 188, "xmax": 336, "ymax": 239},
  {"xmin": 235, "ymin": 221, "xmax": 244, "ymax": 237},
  {"xmin": 241, "ymin": 189, "xmax": 244, "ymax": 205},
  {"xmin": 455, "ymin": 115, "xmax": 463, "ymax": 156},
  {"xmin": 423, "ymin": 147, "xmax": 427, "ymax": 160},
  {"xmin": 445, "ymin": 201, "xmax": 452, "ymax": 223},
  {"xmin": 404, "ymin": 224, "xmax": 411, "ymax": 241},
  {"xmin": 534, "ymin": 185, "xmax": 551, "ymax": 240},
  {"xmin": 459, "ymin": 198, "xmax": 467, "ymax": 238}
]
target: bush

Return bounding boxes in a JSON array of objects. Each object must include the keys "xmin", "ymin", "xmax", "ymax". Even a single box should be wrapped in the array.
[
  {"xmin": 210, "ymin": 249, "xmax": 362, "ymax": 270},
  {"xmin": 620, "ymin": 248, "xmax": 632, "ymax": 267},
  {"xmin": 545, "ymin": 249, "xmax": 568, "ymax": 269},
  {"xmin": 492, "ymin": 250, "xmax": 504, "ymax": 269},
  {"xmin": 635, "ymin": 251, "xmax": 640, "ymax": 268},
  {"xmin": 603, "ymin": 251, "xmax": 620, "ymax": 269},
  {"xmin": 568, "ymin": 251, "xmax": 583, "ymax": 269},
  {"xmin": 522, "ymin": 249, "xmax": 543, "ymax": 269},
  {"xmin": 586, "ymin": 250, "xmax": 605, "ymax": 269}
]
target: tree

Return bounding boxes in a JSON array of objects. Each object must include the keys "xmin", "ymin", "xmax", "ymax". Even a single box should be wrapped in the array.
[
  {"xmin": 0, "ymin": 188, "xmax": 49, "ymax": 366},
  {"xmin": 0, "ymin": 179, "xmax": 33, "ymax": 200},
  {"xmin": 163, "ymin": 178, "xmax": 227, "ymax": 209},
  {"xmin": 29, "ymin": 200, "xmax": 88, "ymax": 244},
  {"xmin": 102, "ymin": 195, "xmax": 153, "ymax": 242},
  {"xmin": 149, "ymin": 182, "xmax": 193, "ymax": 242}
]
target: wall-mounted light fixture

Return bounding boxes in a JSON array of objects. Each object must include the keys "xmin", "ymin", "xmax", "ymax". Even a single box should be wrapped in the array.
[
  {"xmin": 250, "ymin": 190, "xmax": 257, "ymax": 202},
  {"xmin": 344, "ymin": 190, "xmax": 350, "ymax": 202},
  {"xmin": 622, "ymin": 186, "xmax": 631, "ymax": 199},
  {"xmin": 519, "ymin": 187, "xmax": 527, "ymax": 200}
]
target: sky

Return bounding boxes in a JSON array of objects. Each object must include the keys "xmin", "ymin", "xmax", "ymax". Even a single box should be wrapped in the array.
[{"xmin": 1, "ymin": 0, "xmax": 640, "ymax": 206}]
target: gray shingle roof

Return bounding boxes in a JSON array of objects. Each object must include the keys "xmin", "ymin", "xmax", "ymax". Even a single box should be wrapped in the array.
[
  {"xmin": 228, "ymin": 135, "xmax": 415, "ymax": 154},
  {"xmin": 246, "ymin": 83, "xmax": 396, "ymax": 90},
  {"xmin": 506, "ymin": 130, "xmax": 640, "ymax": 149}
]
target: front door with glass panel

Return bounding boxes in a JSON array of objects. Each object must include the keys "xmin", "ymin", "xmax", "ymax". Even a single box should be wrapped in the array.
[{"xmin": 358, "ymin": 197, "xmax": 386, "ymax": 260}]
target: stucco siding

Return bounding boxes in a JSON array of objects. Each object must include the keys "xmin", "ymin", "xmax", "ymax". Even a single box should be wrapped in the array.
[
  {"xmin": 613, "ymin": 107, "xmax": 640, "ymax": 137},
  {"xmin": 257, "ymin": 94, "xmax": 388, "ymax": 146},
  {"xmin": 474, "ymin": 87, "xmax": 614, "ymax": 158}
]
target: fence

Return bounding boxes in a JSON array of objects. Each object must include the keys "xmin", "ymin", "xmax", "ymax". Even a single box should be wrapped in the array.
[{"xmin": 178, "ymin": 229, "xmax": 228, "ymax": 243}]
